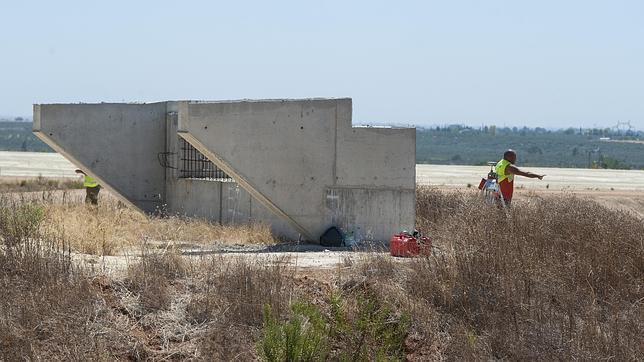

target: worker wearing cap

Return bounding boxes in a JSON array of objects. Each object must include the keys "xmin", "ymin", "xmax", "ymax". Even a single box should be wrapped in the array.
[
  {"xmin": 75, "ymin": 169, "xmax": 101, "ymax": 205},
  {"xmin": 495, "ymin": 149, "xmax": 545, "ymax": 205}
]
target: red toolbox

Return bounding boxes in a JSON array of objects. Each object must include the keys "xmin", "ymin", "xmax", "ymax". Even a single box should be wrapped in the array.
[{"xmin": 389, "ymin": 232, "xmax": 432, "ymax": 257}]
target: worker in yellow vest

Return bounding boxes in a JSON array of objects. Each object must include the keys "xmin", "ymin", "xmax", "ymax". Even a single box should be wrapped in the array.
[
  {"xmin": 495, "ymin": 149, "xmax": 545, "ymax": 205},
  {"xmin": 75, "ymin": 169, "xmax": 101, "ymax": 205}
]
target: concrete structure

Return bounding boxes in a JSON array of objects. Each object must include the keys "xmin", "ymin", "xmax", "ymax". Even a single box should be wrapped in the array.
[{"xmin": 33, "ymin": 99, "xmax": 415, "ymax": 242}]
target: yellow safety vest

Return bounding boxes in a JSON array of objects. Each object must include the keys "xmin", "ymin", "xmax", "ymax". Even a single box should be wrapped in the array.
[
  {"xmin": 495, "ymin": 159, "xmax": 514, "ymax": 183},
  {"xmin": 84, "ymin": 175, "xmax": 99, "ymax": 188}
]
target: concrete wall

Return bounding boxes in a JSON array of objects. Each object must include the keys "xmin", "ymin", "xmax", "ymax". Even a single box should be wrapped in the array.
[
  {"xmin": 336, "ymin": 127, "xmax": 416, "ymax": 189},
  {"xmin": 163, "ymin": 107, "xmax": 299, "ymax": 239},
  {"xmin": 176, "ymin": 98, "xmax": 415, "ymax": 241},
  {"xmin": 325, "ymin": 187, "xmax": 415, "ymax": 242},
  {"xmin": 34, "ymin": 98, "xmax": 416, "ymax": 242},
  {"xmin": 33, "ymin": 103, "xmax": 167, "ymax": 212}
]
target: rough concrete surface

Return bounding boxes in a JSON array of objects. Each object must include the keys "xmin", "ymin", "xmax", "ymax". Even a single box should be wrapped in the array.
[
  {"xmin": 33, "ymin": 99, "xmax": 416, "ymax": 242},
  {"xmin": 33, "ymin": 103, "xmax": 168, "ymax": 213}
]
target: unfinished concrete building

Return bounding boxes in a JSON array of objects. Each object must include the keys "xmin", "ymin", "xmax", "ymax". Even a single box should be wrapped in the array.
[{"xmin": 33, "ymin": 98, "xmax": 415, "ymax": 242}]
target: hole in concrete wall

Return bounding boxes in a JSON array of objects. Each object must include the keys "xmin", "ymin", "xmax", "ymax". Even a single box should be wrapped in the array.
[{"xmin": 179, "ymin": 138, "xmax": 233, "ymax": 182}]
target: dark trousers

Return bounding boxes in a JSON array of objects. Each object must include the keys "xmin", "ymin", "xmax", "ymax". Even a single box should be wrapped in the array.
[{"xmin": 85, "ymin": 186, "xmax": 100, "ymax": 205}]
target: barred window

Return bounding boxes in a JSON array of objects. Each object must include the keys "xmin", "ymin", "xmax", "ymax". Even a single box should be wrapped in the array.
[{"xmin": 179, "ymin": 138, "xmax": 233, "ymax": 181}]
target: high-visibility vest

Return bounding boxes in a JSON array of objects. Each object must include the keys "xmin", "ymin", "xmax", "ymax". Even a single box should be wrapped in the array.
[
  {"xmin": 495, "ymin": 159, "xmax": 514, "ymax": 183},
  {"xmin": 84, "ymin": 175, "xmax": 99, "ymax": 188}
]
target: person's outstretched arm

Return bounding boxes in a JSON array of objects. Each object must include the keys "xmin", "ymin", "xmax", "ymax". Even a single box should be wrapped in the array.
[{"xmin": 506, "ymin": 165, "xmax": 545, "ymax": 180}]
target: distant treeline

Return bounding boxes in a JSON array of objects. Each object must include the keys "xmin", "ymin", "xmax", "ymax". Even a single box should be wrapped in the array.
[
  {"xmin": 1, "ymin": 121, "xmax": 643, "ymax": 169},
  {"xmin": 417, "ymin": 125, "xmax": 644, "ymax": 169},
  {"xmin": 0, "ymin": 121, "xmax": 52, "ymax": 152}
]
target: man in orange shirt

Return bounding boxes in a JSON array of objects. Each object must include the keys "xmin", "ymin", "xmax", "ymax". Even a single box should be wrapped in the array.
[{"xmin": 495, "ymin": 149, "xmax": 545, "ymax": 205}]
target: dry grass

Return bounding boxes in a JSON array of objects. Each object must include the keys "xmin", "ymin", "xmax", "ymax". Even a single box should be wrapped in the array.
[
  {"xmin": 1, "ymin": 186, "xmax": 642, "ymax": 360},
  {"xmin": 0, "ymin": 199, "xmax": 115, "ymax": 360},
  {"xmin": 407, "ymin": 186, "xmax": 644, "ymax": 360},
  {"xmin": 0, "ymin": 176, "xmax": 82, "ymax": 193},
  {"xmin": 189, "ymin": 255, "xmax": 297, "ymax": 360},
  {"xmin": 41, "ymin": 197, "xmax": 278, "ymax": 255}
]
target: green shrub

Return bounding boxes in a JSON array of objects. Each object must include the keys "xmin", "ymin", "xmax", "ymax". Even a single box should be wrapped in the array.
[
  {"xmin": 331, "ymin": 293, "xmax": 410, "ymax": 361},
  {"xmin": 260, "ymin": 302, "xmax": 329, "ymax": 362}
]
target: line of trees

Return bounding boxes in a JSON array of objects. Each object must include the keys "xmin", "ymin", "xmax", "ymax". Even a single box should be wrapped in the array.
[{"xmin": 416, "ymin": 125, "xmax": 644, "ymax": 169}]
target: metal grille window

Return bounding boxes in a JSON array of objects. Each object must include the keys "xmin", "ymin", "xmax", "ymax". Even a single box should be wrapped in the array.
[{"xmin": 179, "ymin": 138, "xmax": 233, "ymax": 181}]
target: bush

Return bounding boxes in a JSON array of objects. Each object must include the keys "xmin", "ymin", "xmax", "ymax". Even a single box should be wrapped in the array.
[
  {"xmin": 260, "ymin": 303, "xmax": 329, "ymax": 361},
  {"xmin": 330, "ymin": 291, "xmax": 410, "ymax": 361},
  {"xmin": 258, "ymin": 291, "xmax": 410, "ymax": 362},
  {"xmin": 0, "ymin": 202, "xmax": 44, "ymax": 247},
  {"xmin": 125, "ymin": 251, "xmax": 188, "ymax": 311},
  {"xmin": 0, "ymin": 199, "xmax": 113, "ymax": 360},
  {"xmin": 411, "ymin": 186, "xmax": 644, "ymax": 360},
  {"xmin": 188, "ymin": 256, "xmax": 294, "ymax": 327}
]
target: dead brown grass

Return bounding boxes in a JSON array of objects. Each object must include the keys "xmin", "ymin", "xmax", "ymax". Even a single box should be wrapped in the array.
[
  {"xmin": 189, "ymin": 255, "xmax": 297, "ymax": 360},
  {"xmin": 0, "ymin": 193, "xmax": 286, "ymax": 360},
  {"xmin": 407, "ymin": 186, "xmax": 644, "ymax": 360},
  {"xmin": 0, "ymin": 199, "xmax": 116, "ymax": 360},
  {"xmin": 1, "ymin": 187, "xmax": 642, "ymax": 360},
  {"xmin": 0, "ymin": 176, "xmax": 82, "ymax": 193},
  {"xmin": 41, "ymin": 197, "xmax": 278, "ymax": 255}
]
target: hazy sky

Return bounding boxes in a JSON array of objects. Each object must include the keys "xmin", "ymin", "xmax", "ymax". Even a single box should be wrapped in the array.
[{"xmin": 1, "ymin": 0, "xmax": 643, "ymax": 129}]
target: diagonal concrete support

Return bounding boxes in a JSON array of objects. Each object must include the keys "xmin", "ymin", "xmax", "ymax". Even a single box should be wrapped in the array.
[
  {"xmin": 176, "ymin": 99, "xmax": 348, "ymax": 241},
  {"xmin": 33, "ymin": 103, "xmax": 168, "ymax": 213},
  {"xmin": 177, "ymin": 130, "xmax": 313, "ymax": 239}
]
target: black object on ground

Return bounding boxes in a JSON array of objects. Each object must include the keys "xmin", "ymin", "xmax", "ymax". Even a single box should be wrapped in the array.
[{"xmin": 320, "ymin": 226, "xmax": 343, "ymax": 247}]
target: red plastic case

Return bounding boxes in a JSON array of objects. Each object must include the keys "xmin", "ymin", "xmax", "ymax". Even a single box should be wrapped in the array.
[{"xmin": 389, "ymin": 233, "xmax": 432, "ymax": 257}]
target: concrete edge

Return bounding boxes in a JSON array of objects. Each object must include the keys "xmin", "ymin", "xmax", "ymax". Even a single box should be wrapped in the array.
[
  {"xmin": 32, "ymin": 105, "xmax": 41, "ymax": 131},
  {"xmin": 186, "ymin": 97, "xmax": 353, "ymax": 105}
]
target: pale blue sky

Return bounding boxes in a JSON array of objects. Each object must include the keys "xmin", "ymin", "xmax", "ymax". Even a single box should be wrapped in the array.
[{"xmin": 1, "ymin": 0, "xmax": 643, "ymax": 129}]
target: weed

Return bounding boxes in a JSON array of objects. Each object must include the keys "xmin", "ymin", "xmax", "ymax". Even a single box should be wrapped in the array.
[
  {"xmin": 411, "ymin": 186, "xmax": 644, "ymax": 360},
  {"xmin": 42, "ymin": 198, "xmax": 278, "ymax": 255},
  {"xmin": 0, "ymin": 202, "xmax": 44, "ymax": 247},
  {"xmin": 259, "ymin": 302, "xmax": 329, "ymax": 361},
  {"xmin": 188, "ymin": 255, "xmax": 294, "ymax": 327},
  {"xmin": 331, "ymin": 290, "xmax": 411, "ymax": 361},
  {"xmin": 125, "ymin": 250, "xmax": 187, "ymax": 311},
  {"xmin": 0, "ymin": 176, "xmax": 82, "ymax": 193},
  {"xmin": 1, "ymin": 185, "xmax": 641, "ymax": 360}
]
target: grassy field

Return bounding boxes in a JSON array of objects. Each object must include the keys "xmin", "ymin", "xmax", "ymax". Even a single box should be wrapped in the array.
[{"xmin": 0, "ymin": 185, "xmax": 642, "ymax": 360}]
